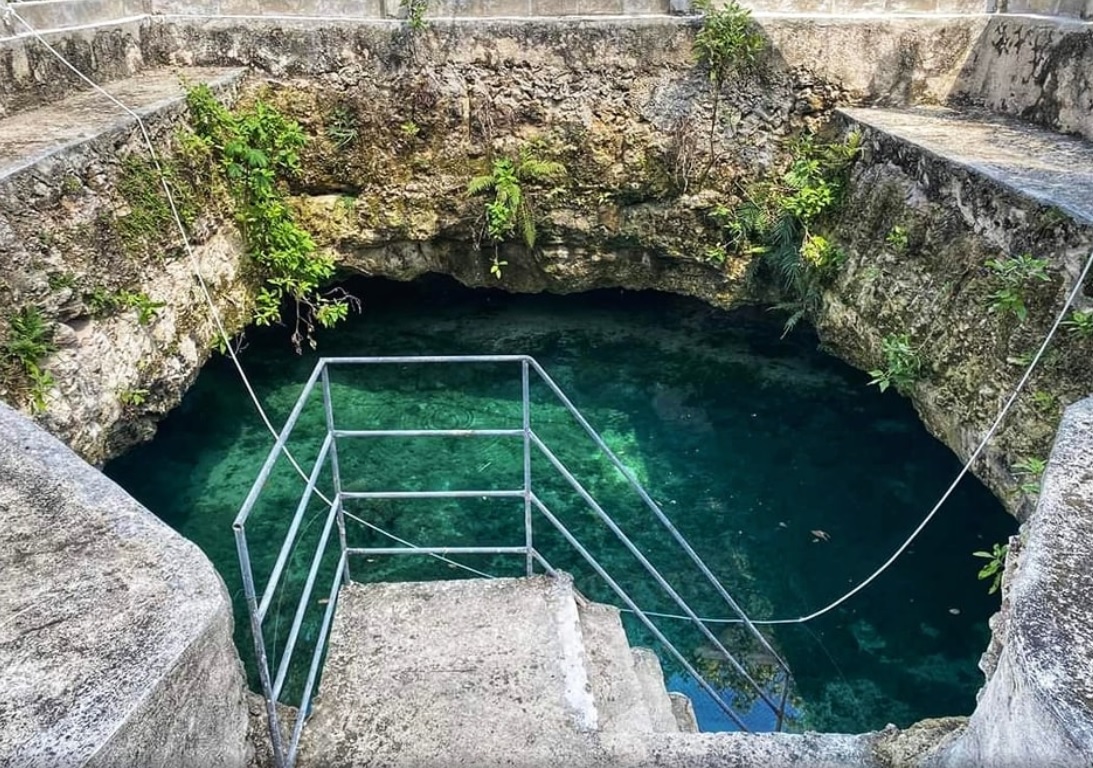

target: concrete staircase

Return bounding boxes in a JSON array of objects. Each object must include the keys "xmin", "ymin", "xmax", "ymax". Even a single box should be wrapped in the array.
[{"xmin": 296, "ymin": 575, "xmax": 698, "ymax": 768}]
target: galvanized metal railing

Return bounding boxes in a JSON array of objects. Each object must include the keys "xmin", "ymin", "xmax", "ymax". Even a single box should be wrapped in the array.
[{"xmin": 234, "ymin": 355, "xmax": 793, "ymax": 768}]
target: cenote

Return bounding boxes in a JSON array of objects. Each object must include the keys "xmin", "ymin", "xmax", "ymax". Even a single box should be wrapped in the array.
[{"xmin": 105, "ymin": 275, "xmax": 1014, "ymax": 734}]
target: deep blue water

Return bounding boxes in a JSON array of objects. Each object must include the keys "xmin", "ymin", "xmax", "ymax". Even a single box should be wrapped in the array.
[{"xmin": 105, "ymin": 276, "xmax": 1013, "ymax": 733}]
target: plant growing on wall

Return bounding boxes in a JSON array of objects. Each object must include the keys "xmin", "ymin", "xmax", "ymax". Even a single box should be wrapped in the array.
[
  {"xmin": 973, "ymin": 542, "xmax": 1008, "ymax": 595},
  {"xmin": 984, "ymin": 253, "xmax": 1050, "ymax": 322},
  {"xmin": 1062, "ymin": 307, "xmax": 1093, "ymax": 338},
  {"xmin": 3, "ymin": 306, "xmax": 56, "ymax": 413},
  {"xmin": 867, "ymin": 332, "xmax": 921, "ymax": 394},
  {"xmin": 467, "ymin": 146, "xmax": 565, "ymax": 278},
  {"xmin": 1013, "ymin": 456, "xmax": 1047, "ymax": 495},
  {"xmin": 713, "ymin": 132, "xmax": 860, "ymax": 333},
  {"xmin": 184, "ymin": 85, "xmax": 354, "ymax": 352},
  {"xmin": 692, "ymin": 0, "xmax": 764, "ymax": 181}
]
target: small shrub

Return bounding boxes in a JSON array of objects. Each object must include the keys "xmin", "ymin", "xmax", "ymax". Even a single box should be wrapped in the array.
[
  {"xmin": 1030, "ymin": 389, "xmax": 1056, "ymax": 414},
  {"xmin": 885, "ymin": 225, "xmax": 909, "ymax": 252},
  {"xmin": 118, "ymin": 291, "xmax": 166, "ymax": 326},
  {"xmin": 325, "ymin": 105, "xmax": 359, "ymax": 150},
  {"xmin": 973, "ymin": 542, "xmax": 1008, "ymax": 595},
  {"xmin": 1062, "ymin": 308, "xmax": 1093, "ymax": 339},
  {"xmin": 3, "ymin": 307, "xmax": 57, "ymax": 413},
  {"xmin": 799, "ymin": 234, "xmax": 843, "ymax": 269},
  {"xmin": 185, "ymin": 85, "xmax": 355, "ymax": 351},
  {"xmin": 985, "ymin": 253, "xmax": 1050, "ymax": 322},
  {"xmin": 1013, "ymin": 456, "xmax": 1047, "ymax": 495},
  {"xmin": 119, "ymin": 387, "xmax": 149, "ymax": 407},
  {"xmin": 867, "ymin": 332, "xmax": 921, "ymax": 394},
  {"xmin": 401, "ymin": 0, "xmax": 429, "ymax": 31}
]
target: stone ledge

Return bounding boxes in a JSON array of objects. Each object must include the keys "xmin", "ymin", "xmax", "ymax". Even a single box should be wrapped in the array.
[{"xmin": 0, "ymin": 402, "xmax": 249, "ymax": 767}]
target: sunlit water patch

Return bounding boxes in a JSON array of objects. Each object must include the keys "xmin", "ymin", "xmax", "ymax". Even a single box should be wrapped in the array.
[{"xmin": 105, "ymin": 276, "xmax": 1013, "ymax": 733}]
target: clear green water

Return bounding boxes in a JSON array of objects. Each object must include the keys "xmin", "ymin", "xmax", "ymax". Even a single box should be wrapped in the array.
[{"xmin": 105, "ymin": 276, "xmax": 1013, "ymax": 734}]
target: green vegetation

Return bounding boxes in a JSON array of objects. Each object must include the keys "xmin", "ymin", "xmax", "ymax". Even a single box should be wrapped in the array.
[
  {"xmin": 1030, "ymin": 389, "xmax": 1056, "ymax": 415},
  {"xmin": 184, "ymin": 85, "xmax": 353, "ymax": 351},
  {"xmin": 119, "ymin": 387, "xmax": 149, "ymax": 408},
  {"xmin": 467, "ymin": 146, "xmax": 565, "ymax": 278},
  {"xmin": 973, "ymin": 542, "xmax": 1008, "ymax": 595},
  {"xmin": 84, "ymin": 288, "xmax": 165, "ymax": 325},
  {"xmin": 116, "ymin": 155, "xmax": 199, "ymax": 252},
  {"xmin": 401, "ymin": 0, "xmax": 429, "ymax": 32},
  {"xmin": 1013, "ymin": 456, "xmax": 1047, "ymax": 495},
  {"xmin": 985, "ymin": 253, "xmax": 1050, "ymax": 322},
  {"xmin": 885, "ymin": 225, "xmax": 909, "ymax": 253},
  {"xmin": 867, "ymin": 332, "xmax": 921, "ymax": 394},
  {"xmin": 3, "ymin": 307, "xmax": 56, "ymax": 413},
  {"xmin": 1062, "ymin": 307, "xmax": 1093, "ymax": 338},
  {"xmin": 713, "ymin": 132, "xmax": 861, "ymax": 333},
  {"xmin": 325, "ymin": 104, "xmax": 359, "ymax": 150},
  {"xmin": 692, "ymin": 0, "xmax": 764, "ymax": 178}
]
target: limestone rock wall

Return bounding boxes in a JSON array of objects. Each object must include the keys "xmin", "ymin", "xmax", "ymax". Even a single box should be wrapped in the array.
[
  {"xmin": 0, "ymin": 69, "xmax": 254, "ymax": 465},
  {"xmin": 820, "ymin": 115, "xmax": 1093, "ymax": 515},
  {"xmin": 0, "ymin": 401, "xmax": 251, "ymax": 767}
]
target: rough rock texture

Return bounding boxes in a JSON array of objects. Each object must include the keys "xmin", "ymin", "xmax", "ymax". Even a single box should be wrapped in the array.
[
  {"xmin": 930, "ymin": 397, "xmax": 1093, "ymax": 766},
  {"xmin": 0, "ymin": 401, "xmax": 250, "ymax": 767},
  {"xmin": 823, "ymin": 107, "xmax": 1093, "ymax": 514},
  {"xmin": 0, "ymin": 66, "xmax": 255, "ymax": 464}
]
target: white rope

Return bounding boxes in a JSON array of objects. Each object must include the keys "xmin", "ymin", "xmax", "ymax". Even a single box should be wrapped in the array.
[{"xmin": 13, "ymin": 7, "xmax": 1092, "ymax": 628}]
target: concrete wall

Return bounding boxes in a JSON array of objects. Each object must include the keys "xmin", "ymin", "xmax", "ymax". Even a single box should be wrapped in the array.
[
  {"xmin": 932, "ymin": 397, "xmax": 1093, "ymax": 766},
  {"xmin": 0, "ymin": 402, "xmax": 250, "ymax": 767}
]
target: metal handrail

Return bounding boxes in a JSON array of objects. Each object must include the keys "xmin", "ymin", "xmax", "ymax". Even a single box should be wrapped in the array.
[{"xmin": 234, "ymin": 355, "xmax": 793, "ymax": 768}]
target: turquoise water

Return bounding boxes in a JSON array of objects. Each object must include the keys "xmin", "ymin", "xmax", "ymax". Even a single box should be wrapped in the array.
[{"xmin": 105, "ymin": 276, "xmax": 1013, "ymax": 734}]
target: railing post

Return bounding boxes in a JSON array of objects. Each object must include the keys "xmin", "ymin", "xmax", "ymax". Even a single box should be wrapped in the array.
[
  {"xmin": 322, "ymin": 364, "xmax": 350, "ymax": 585},
  {"xmin": 522, "ymin": 359, "xmax": 533, "ymax": 577},
  {"xmin": 234, "ymin": 524, "xmax": 288, "ymax": 768}
]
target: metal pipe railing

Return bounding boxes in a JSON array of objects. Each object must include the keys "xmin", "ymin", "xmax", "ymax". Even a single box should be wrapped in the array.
[{"xmin": 235, "ymin": 355, "xmax": 793, "ymax": 768}]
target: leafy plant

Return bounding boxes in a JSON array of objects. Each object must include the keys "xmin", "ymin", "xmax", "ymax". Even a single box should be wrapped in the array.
[
  {"xmin": 185, "ymin": 85, "xmax": 354, "ymax": 351},
  {"xmin": 705, "ymin": 243, "xmax": 728, "ymax": 264},
  {"xmin": 3, "ymin": 306, "xmax": 57, "ymax": 413},
  {"xmin": 1013, "ymin": 456, "xmax": 1047, "ymax": 495},
  {"xmin": 467, "ymin": 145, "xmax": 564, "ymax": 278},
  {"xmin": 867, "ymin": 332, "xmax": 921, "ymax": 394},
  {"xmin": 799, "ymin": 234, "xmax": 843, "ymax": 269},
  {"xmin": 1062, "ymin": 308, "xmax": 1093, "ymax": 339},
  {"xmin": 973, "ymin": 542, "xmax": 1008, "ymax": 595},
  {"xmin": 985, "ymin": 253, "xmax": 1051, "ymax": 322},
  {"xmin": 885, "ymin": 225, "xmax": 909, "ymax": 252},
  {"xmin": 325, "ymin": 105, "xmax": 359, "ymax": 150},
  {"xmin": 692, "ymin": 0, "xmax": 764, "ymax": 180},
  {"xmin": 119, "ymin": 387, "xmax": 149, "ymax": 407},
  {"xmin": 118, "ymin": 291, "xmax": 166, "ymax": 326},
  {"xmin": 1030, "ymin": 389, "xmax": 1056, "ymax": 414},
  {"xmin": 719, "ymin": 132, "xmax": 860, "ymax": 333},
  {"xmin": 400, "ymin": 120, "xmax": 421, "ymax": 139},
  {"xmin": 401, "ymin": 0, "xmax": 429, "ymax": 31}
]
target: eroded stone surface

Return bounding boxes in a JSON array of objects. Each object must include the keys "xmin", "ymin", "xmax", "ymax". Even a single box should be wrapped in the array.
[
  {"xmin": 0, "ymin": 402, "xmax": 249, "ymax": 767},
  {"xmin": 934, "ymin": 397, "xmax": 1093, "ymax": 766}
]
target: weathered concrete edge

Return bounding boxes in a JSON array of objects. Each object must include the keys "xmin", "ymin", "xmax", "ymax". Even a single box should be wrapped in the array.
[
  {"xmin": 933, "ymin": 397, "xmax": 1093, "ymax": 765},
  {"xmin": 0, "ymin": 401, "xmax": 251, "ymax": 767},
  {"xmin": 0, "ymin": 66, "xmax": 246, "ymax": 183}
]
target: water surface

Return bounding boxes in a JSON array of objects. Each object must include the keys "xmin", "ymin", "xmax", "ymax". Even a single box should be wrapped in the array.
[{"xmin": 105, "ymin": 276, "xmax": 1013, "ymax": 733}]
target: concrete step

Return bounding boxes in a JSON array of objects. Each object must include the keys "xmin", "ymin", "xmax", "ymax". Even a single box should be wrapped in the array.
[
  {"xmin": 297, "ymin": 575, "xmax": 600, "ymax": 768},
  {"xmin": 576, "ymin": 600, "xmax": 655, "ymax": 735},
  {"xmin": 668, "ymin": 692, "xmax": 699, "ymax": 733},
  {"xmin": 629, "ymin": 647, "xmax": 679, "ymax": 733},
  {"xmin": 0, "ymin": 65, "xmax": 244, "ymax": 183},
  {"xmin": 839, "ymin": 106, "xmax": 1093, "ymax": 227}
]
